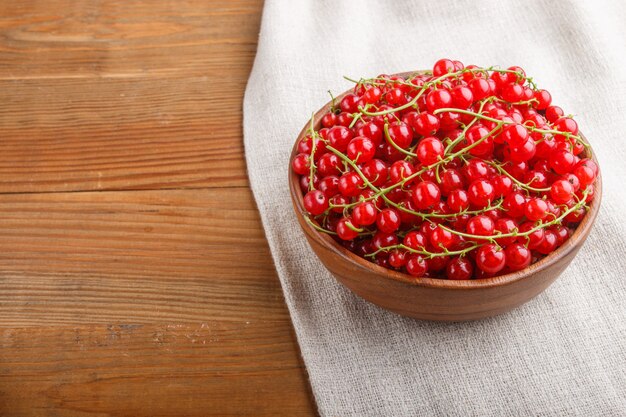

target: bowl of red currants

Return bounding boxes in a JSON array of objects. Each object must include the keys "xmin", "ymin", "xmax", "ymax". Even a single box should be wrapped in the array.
[{"xmin": 289, "ymin": 59, "xmax": 601, "ymax": 321}]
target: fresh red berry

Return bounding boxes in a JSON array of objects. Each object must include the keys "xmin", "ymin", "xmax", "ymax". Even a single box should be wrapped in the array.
[
  {"xmin": 303, "ymin": 190, "xmax": 328, "ymax": 215},
  {"xmin": 476, "ymin": 244, "xmax": 506, "ymax": 274}
]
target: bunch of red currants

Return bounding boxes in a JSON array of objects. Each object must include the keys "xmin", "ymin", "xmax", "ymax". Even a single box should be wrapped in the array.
[{"xmin": 292, "ymin": 59, "xmax": 598, "ymax": 280}]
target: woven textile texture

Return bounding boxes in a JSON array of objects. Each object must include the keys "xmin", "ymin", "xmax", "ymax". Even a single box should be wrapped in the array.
[{"xmin": 243, "ymin": 1, "xmax": 626, "ymax": 415}]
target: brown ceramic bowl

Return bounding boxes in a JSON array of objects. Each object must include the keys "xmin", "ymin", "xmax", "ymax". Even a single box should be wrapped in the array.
[{"xmin": 289, "ymin": 71, "xmax": 601, "ymax": 321}]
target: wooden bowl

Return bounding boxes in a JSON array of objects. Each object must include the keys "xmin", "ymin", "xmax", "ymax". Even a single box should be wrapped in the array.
[{"xmin": 288, "ymin": 71, "xmax": 602, "ymax": 321}]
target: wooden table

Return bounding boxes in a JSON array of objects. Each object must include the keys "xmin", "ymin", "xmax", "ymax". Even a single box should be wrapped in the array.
[{"xmin": 0, "ymin": 1, "xmax": 318, "ymax": 415}]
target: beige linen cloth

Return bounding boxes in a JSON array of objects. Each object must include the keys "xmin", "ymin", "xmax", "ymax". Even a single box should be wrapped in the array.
[{"xmin": 243, "ymin": 1, "xmax": 626, "ymax": 415}]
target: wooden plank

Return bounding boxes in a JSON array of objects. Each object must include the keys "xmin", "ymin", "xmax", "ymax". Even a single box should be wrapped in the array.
[
  {"xmin": 0, "ymin": 0, "xmax": 262, "ymax": 192},
  {"xmin": 0, "ymin": 323, "xmax": 317, "ymax": 417},
  {"xmin": 0, "ymin": 188, "xmax": 290, "ymax": 325}
]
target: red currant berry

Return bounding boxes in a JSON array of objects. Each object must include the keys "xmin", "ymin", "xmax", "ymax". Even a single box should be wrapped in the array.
[
  {"xmin": 476, "ymin": 244, "xmax": 506, "ymax": 274},
  {"xmin": 426, "ymin": 89, "xmax": 453, "ymax": 112},
  {"xmin": 503, "ymin": 191, "xmax": 527, "ymax": 218},
  {"xmin": 518, "ymin": 222, "xmax": 545, "ymax": 249},
  {"xmin": 387, "ymin": 121, "xmax": 414, "ymax": 148},
  {"xmin": 429, "ymin": 225, "xmax": 456, "ymax": 250},
  {"xmin": 441, "ymin": 169, "xmax": 465, "ymax": 194},
  {"xmin": 336, "ymin": 218, "xmax": 359, "ymax": 240},
  {"xmin": 352, "ymin": 201, "xmax": 377, "ymax": 226},
  {"xmin": 416, "ymin": 137, "xmax": 444, "ymax": 165},
  {"xmin": 303, "ymin": 190, "xmax": 328, "ymax": 215},
  {"xmin": 501, "ymin": 83, "xmax": 524, "ymax": 102},
  {"xmin": 466, "ymin": 215, "xmax": 495, "ymax": 236},
  {"xmin": 433, "ymin": 58, "xmax": 456, "ymax": 76},
  {"xmin": 536, "ymin": 229, "xmax": 558, "ymax": 255},
  {"xmin": 413, "ymin": 111, "xmax": 440, "ymax": 136},
  {"xmin": 469, "ymin": 78, "xmax": 491, "ymax": 101},
  {"xmin": 388, "ymin": 249, "xmax": 407, "ymax": 268},
  {"xmin": 451, "ymin": 85, "xmax": 474, "ymax": 108},
  {"xmin": 338, "ymin": 171, "xmax": 364, "ymax": 197},
  {"xmin": 412, "ymin": 181, "xmax": 441, "ymax": 210},
  {"xmin": 361, "ymin": 159, "xmax": 389, "ymax": 187},
  {"xmin": 406, "ymin": 254, "xmax": 428, "ymax": 277},
  {"xmin": 550, "ymin": 179, "xmax": 574, "ymax": 204},
  {"xmin": 545, "ymin": 105, "xmax": 564, "ymax": 123},
  {"xmin": 495, "ymin": 218, "xmax": 518, "ymax": 246},
  {"xmin": 389, "ymin": 160, "xmax": 415, "ymax": 184},
  {"xmin": 292, "ymin": 153, "xmax": 310, "ymax": 175},
  {"xmin": 533, "ymin": 89, "xmax": 552, "ymax": 110},
  {"xmin": 447, "ymin": 189, "xmax": 470, "ymax": 212},
  {"xmin": 376, "ymin": 208, "xmax": 401, "ymax": 233},
  {"xmin": 525, "ymin": 197, "xmax": 549, "ymax": 221},
  {"xmin": 317, "ymin": 153, "xmax": 342, "ymax": 176},
  {"xmin": 493, "ymin": 175, "xmax": 513, "ymax": 197},
  {"xmin": 468, "ymin": 179, "xmax": 495, "ymax": 208},
  {"xmin": 549, "ymin": 150, "xmax": 575, "ymax": 174},
  {"xmin": 318, "ymin": 175, "xmax": 340, "ymax": 198},
  {"xmin": 363, "ymin": 86, "xmax": 383, "ymax": 104},
  {"xmin": 327, "ymin": 125, "xmax": 354, "ymax": 152},
  {"xmin": 504, "ymin": 243, "xmax": 531, "ymax": 271},
  {"xmin": 347, "ymin": 136, "xmax": 375, "ymax": 163},
  {"xmin": 446, "ymin": 257, "xmax": 474, "ymax": 280},
  {"xmin": 356, "ymin": 122, "xmax": 383, "ymax": 146}
]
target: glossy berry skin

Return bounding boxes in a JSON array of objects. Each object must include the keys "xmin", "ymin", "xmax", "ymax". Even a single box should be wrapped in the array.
[
  {"xmin": 426, "ymin": 89, "xmax": 453, "ymax": 112},
  {"xmin": 292, "ymin": 153, "xmax": 310, "ymax": 175},
  {"xmin": 504, "ymin": 243, "xmax": 531, "ymax": 271},
  {"xmin": 476, "ymin": 244, "xmax": 506, "ymax": 274},
  {"xmin": 429, "ymin": 225, "xmax": 456, "ymax": 250},
  {"xmin": 327, "ymin": 126, "xmax": 353, "ymax": 152},
  {"xmin": 533, "ymin": 89, "xmax": 552, "ymax": 109},
  {"xmin": 387, "ymin": 122, "xmax": 414, "ymax": 149},
  {"xmin": 432, "ymin": 58, "xmax": 455, "ymax": 76},
  {"xmin": 451, "ymin": 85, "xmax": 474, "ymax": 108},
  {"xmin": 446, "ymin": 257, "xmax": 473, "ymax": 280},
  {"xmin": 336, "ymin": 218, "xmax": 359, "ymax": 240},
  {"xmin": 447, "ymin": 189, "xmax": 469, "ymax": 212},
  {"xmin": 417, "ymin": 137, "xmax": 444, "ymax": 165},
  {"xmin": 467, "ymin": 179, "xmax": 495, "ymax": 208},
  {"xmin": 550, "ymin": 179, "xmax": 574, "ymax": 204},
  {"xmin": 303, "ymin": 190, "xmax": 328, "ymax": 216},
  {"xmin": 317, "ymin": 153, "xmax": 341, "ymax": 176},
  {"xmin": 441, "ymin": 169, "xmax": 464, "ymax": 194},
  {"xmin": 412, "ymin": 181, "xmax": 441, "ymax": 210},
  {"xmin": 413, "ymin": 112, "xmax": 440, "ymax": 136},
  {"xmin": 389, "ymin": 160, "xmax": 415, "ymax": 184},
  {"xmin": 338, "ymin": 172, "xmax": 363, "ymax": 197},
  {"xmin": 388, "ymin": 249, "xmax": 407, "ymax": 268},
  {"xmin": 466, "ymin": 215, "xmax": 495, "ymax": 236},
  {"xmin": 318, "ymin": 175, "xmax": 339, "ymax": 198},
  {"xmin": 376, "ymin": 208, "xmax": 401, "ymax": 233},
  {"xmin": 525, "ymin": 198, "xmax": 549, "ymax": 221},
  {"xmin": 403, "ymin": 231, "xmax": 427, "ymax": 250},
  {"xmin": 361, "ymin": 159, "xmax": 389, "ymax": 187},
  {"xmin": 503, "ymin": 192, "xmax": 527, "ymax": 218},
  {"xmin": 346, "ymin": 136, "xmax": 375, "ymax": 163},
  {"xmin": 550, "ymin": 150, "xmax": 575, "ymax": 174},
  {"xmin": 406, "ymin": 255, "xmax": 428, "ymax": 277},
  {"xmin": 352, "ymin": 202, "xmax": 377, "ymax": 226}
]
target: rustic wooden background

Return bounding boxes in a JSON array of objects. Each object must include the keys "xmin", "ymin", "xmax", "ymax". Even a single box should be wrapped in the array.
[{"xmin": 0, "ymin": 1, "xmax": 318, "ymax": 415}]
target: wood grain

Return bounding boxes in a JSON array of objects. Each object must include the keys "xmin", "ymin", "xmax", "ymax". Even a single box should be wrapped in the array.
[
  {"xmin": 0, "ymin": 0, "xmax": 319, "ymax": 415},
  {"xmin": 0, "ymin": 322, "xmax": 311, "ymax": 417},
  {"xmin": 0, "ymin": 0, "xmax": 262, "ymax": 193},
  {"xmin": 0, "ymin": 189, "xmax": 288, "ymax": 326}
]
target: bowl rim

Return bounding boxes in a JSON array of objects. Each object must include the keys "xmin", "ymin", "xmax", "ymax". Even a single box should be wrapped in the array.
[{"xmin": 289, "ymin": 70, "xmax": 602, "ymax": 290}]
